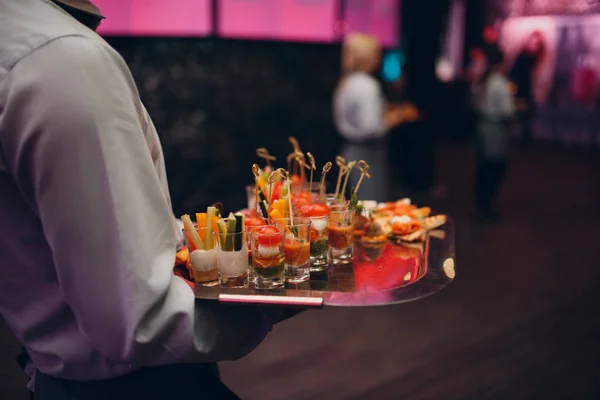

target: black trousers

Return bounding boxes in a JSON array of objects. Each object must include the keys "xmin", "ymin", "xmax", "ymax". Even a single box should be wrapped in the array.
[
  {"xmin": 34, "ymin": 363, "xmax": 240, "ymax": 400},
  {"xmin": 475, "ymin": 159, "xmax": 507, "ymax": 213}
]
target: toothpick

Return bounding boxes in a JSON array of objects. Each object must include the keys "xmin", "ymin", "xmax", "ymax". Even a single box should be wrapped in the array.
[
  {"xmin": 334, "ymin": 156, "xmax": 346, "ymax": 199},
  {"xmin": 286, "ymin": 152, "xmax": 294, "ymax": 174},
  {"xmin": 256, "ymin": 148, "xmax": 276, "ymax": 168},
  {"xmin": 320, "ymin": 162, "xmax": 332, "ymax": 201},
  {"xmin": 279, "ymin": 170, "xmax": 294, "ymax": 225},
  {"xmin": 340, "ymin": 161, "xmax": 357, "ymax": 200},
  {"xmin": 267, "ymin": 171, "xmax": 278, "ymax": 221},
  {"xmin": 295, "ymin": 151, "xmax": 306, "ymax": 191},
  {"xmin": 306, "ymin": 152, "xmax": 316, "ymax": 194},
  {"xmin": 251, "ymin": 164, "xmax": 261, "ymax": 215},
  {"xmin": 289, "ymin": 136, "xmax": 300, "ymax": 152},
  {"xmin": 353, "ymin": 160, "xmax": 371, "ymax": 196}
]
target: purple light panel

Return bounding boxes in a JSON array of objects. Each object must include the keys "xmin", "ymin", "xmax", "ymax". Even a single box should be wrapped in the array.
[
  {"xmin": 344, "ymin": 0, "xmax": 399, "ymax": 48},
  {"xmin": 95, "ymin": 0, "xmax": 212, "ymax": 36},
  {"xmin": 217, "ymin": 0, "xmax": 338, "ymax": 43}
]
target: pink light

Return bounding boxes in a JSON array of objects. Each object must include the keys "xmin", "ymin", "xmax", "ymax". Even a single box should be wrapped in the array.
[
  {"xmin": 95, "ymin": 0, "xmax": 212, "ymax": 36},
  {"xmin": 218, "ymin": 0, "xmax": 337, "ymax": 43},
  {"xmin": 345, "ymin": 0, "xmax": 399, "ymax": 48}
]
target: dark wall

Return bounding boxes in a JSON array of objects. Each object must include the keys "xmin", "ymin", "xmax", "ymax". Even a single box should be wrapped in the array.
[{"xmin": 105, "ymin": 37, "xmax": 342, "ymax": 215}]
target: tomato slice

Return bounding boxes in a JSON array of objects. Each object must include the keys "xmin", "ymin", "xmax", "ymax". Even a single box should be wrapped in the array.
[
  {"xmin": 308, "ymin": 203, "xmax": 330, "ymax": 217},
  {"xmin": 257, "ymin": 226, "xmax": 283, "ymax": 246},
  {"xmin": 245, "ymin": 216, "xmax": 267, "ymax": 229},
  {"xmin": 292, "ymin": 196, "xmax": 311, "ymax": 209},
  {"xmin": 299, "ymin": 204, "xmax": 311, "ymax": 217}
]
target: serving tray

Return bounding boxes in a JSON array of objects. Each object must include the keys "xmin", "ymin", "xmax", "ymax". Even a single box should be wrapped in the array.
[{"xmin": 191, "ymin": 218, "xmax": 455, "ymax": 307}]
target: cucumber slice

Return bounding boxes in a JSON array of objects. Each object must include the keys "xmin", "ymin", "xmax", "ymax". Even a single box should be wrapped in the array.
[
  {"xmin": 225, "ymin": 213, "xmax": 237, "ymax": 251},
  {"xmin": 217, "ymin": 219, "xmax": 228, "ymax": 248},
  {"xmin": 234, "ymin": 214, "xmax": 244, "ymax": 251}
]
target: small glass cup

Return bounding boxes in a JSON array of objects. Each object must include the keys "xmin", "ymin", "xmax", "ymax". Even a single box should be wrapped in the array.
[
  {"xmin": 325, "ymin": 194, "xmax": 349, "ymax": 207},
  {"xmin": 308, "ymin": 214, "xmax": 330, "ymax": 272},
  {"xmin": 249, "ymin": 225, "xmax": 286, "ymax": 288},
  {"xmin": 185, "ymin": 227, "xmax": 219, "ymax": 286},
  {"xmin": 328, "ymin": 205, "xmax": 355, "ymax": 265},
  {"xmin": 275, "ymin": 217, "xmax": 311, "ymax": 283},
  {"xmin": 217, "ymin": 231, "xmax": 249, "ymax": 288}
]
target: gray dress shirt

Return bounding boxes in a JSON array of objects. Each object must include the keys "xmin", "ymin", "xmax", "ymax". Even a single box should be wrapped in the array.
[{"xmin": 0, "ymin": 0, "xmax": 271, "ymax": 381}]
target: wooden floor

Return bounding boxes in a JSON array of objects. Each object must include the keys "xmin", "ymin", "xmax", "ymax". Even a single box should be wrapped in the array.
[{"xmin": 1, "ymin": 142, "xmax": 599, "ymax": 399}]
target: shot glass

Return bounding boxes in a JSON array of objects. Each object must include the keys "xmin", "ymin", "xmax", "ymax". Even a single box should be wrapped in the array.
[
  {"xmin": 185, "ymin": 227, "xmax": 219, "ymax": 286},
  {"xmin": 276, "ymin": 217, "xmax": 311, "ymax": 283},
  {"xmin": 328, "ymin": 205, "xmax": 355, "ymax": 265},
  {"xmin": 325, "ymin": 194, "xmax": 349, "ymax": 207},
  {"xmin": 249, "ymin": 225, "xmax": 286, "ymax": 289},
  {"xmin": 308, "ymin": 214, "xmax": 329, "ymax": 272},
  {"xmin": 217, "ymin": 231, "xmax": 249, "ymax": 288}
]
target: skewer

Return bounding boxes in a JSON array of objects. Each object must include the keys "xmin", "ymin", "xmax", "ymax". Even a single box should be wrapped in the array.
[
  {"xmin": 334, "ymin": 156, "xmax": 346, "ymax": 199},
  {"xmin": 353, "ymin": 160, "xmax": 371, "ymax": 196},
  {"xmin": 340, "ymin": 160, "xmax": 357, "ymax": 200},
  {"xmin": 294, "ymin": 151, "xmax": 306, "ymax": 191},
  {"xmin": 251, "ymin": 164, "xmax": 261, "ymax": 215},
  {"xmin": 306, "ymin": 152, "xmax": 316, "ymax": 194},
  {"xmin": 256, "ymin": 148, "xmax": 276, "ymax": 169},
  {"xmin": 267, "ymin": 171, "xmax": 278, "ymax": 222},
  {"xmin": 288, "ymin": 137, "xmax": 301, "ymax": 177},
  {"xmin": 319, "ymin": 162, "xmax": 333, "ymax": 201}
]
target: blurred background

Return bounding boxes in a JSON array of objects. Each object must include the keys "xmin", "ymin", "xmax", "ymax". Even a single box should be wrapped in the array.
[{"xmin": 1, "ymin": 0, "xmax": 600, "ymax": 398}]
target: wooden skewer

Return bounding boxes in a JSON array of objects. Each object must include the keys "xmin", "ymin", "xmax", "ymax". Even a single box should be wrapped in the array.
[
  {"xmin": 295, "ymin": 151, "xmax": 306, "ymax": 191},
  {"xmin": 256, "ymin": 148, "xmax": 277, "ymax": 168},
  {"xmin": 334, "ymin": 156, "xmax": 346, "ymax": 199},
  {"xmin": 353, "ymin": 160, "xmax": 371, "ymax": 196},
  {"xmin": 320, "ymin": 162, "xmax": 332, "ymax": 201},
  {"xmin": 289, "ymin": 136, "xmax": 300, "ymax": 152},
  {"xmin": 251, "ymin": 164, "xmax": 261, "ymax": 215},
  {"xmin": 267, "ymin": 171, "xmax": 278, "ymax": 221},
  {"xmin": 306, "ymin": 152, "xmax": 316, "ymax": 194},
  {"xmin": 340, "ymin": 160, "xmax": 357, "ymax": 200}
]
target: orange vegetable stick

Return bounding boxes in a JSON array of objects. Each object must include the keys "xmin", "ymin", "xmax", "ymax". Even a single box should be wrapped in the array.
[{"xmin": 195, "ymin": 213, "xmax": 208, "ymax": 241}]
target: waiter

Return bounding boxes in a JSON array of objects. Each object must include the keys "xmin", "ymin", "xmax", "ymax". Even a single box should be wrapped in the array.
[{"xmin": 0, "ymin": 1, "xmax": 285, "ymax": 398}]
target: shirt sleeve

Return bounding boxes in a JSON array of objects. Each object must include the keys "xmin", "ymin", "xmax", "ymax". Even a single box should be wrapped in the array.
[{"xmin": 0, "ymin": 35, "xmax": 271, "ymax": 366}]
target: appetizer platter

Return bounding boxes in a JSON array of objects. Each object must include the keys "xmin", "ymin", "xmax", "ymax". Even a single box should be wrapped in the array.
[{"xmin": 174, "ymin": 138, "xmax": 455, "ymax": 307}]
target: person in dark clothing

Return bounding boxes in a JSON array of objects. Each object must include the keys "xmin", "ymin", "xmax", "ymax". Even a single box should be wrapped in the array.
[
  {"xmin": 509, "ymin": 31, "xmax": 546, "ymax": 147},
  {"xmin": 474, "ymin": 49, "xmax": 515, "ymax": 222}
]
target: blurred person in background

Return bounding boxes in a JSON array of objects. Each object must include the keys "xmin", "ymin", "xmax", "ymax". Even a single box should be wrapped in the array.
[
  {"xmin": 0, "ymin": 1, "xmax": 294, "ymax": 398},
  {"xmin": 474, "ymin": 49, "xmax": 515, "ymax": 222},
  {"xmin": 333, "ymin": 33, "xmax": 418, "ymax": 201},
  {"xmin": 509, "ymin": 31, "xmax": 547, "ymax": 147}
]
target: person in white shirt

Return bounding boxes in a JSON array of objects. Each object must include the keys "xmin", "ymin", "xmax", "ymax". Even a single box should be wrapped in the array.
[
  {"xmin": 0, "ymin": 1, "xmax": 284, "ymax": 398},
  {"xmin": 333, "ymin": 33, "xmax": 413, "ymax": 201},
  {"xmin": 474, "ymin": 49, "xmax": 515, "ymax": 222}
]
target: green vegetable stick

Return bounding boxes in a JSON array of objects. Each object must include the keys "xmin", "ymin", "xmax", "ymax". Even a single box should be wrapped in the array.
[
  {"xmin": 205, "ymin": 206, "xmax": 217, "ymax": 249},
  {"xmin": 225, "ymin": 213, "xmax": 236, "ymax": 251},
  {"xmin": 217, "ymin": 219, "xmax": 228, "ymax": 248},
  {"xmin": 234, "ymin": 214, "xmax": 244, "ymax": 251}
]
